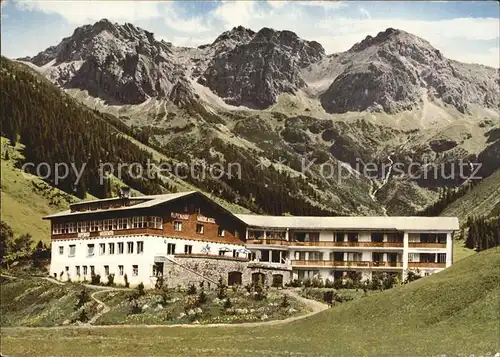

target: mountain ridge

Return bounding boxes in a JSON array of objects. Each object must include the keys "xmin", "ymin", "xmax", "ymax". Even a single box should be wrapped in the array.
[{"xmin": 19, "ymin": 19, "xmax": 499, "ymax": 114}]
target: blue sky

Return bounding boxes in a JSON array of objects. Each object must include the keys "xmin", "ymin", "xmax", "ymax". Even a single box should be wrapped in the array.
[{"xmin": 1, "ymin": 1, "xmax": 499, "ymax": 67}]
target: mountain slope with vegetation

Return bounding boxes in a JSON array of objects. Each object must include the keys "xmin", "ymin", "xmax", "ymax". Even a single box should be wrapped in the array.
[{"xmin": 2, "ymin": 247, "xmax": 499, "ymax": 356}]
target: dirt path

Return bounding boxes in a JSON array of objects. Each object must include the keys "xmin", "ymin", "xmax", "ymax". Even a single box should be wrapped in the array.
[{"xmin": 2, "ymin": 289, "xmax": 329, "ymax": 331}]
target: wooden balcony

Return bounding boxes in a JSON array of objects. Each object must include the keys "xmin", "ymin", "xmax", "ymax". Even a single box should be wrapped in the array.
[
  {"xmin": 291, "ymin": 260, "xmax": 403, "ymax": 268},
  {"xmin": 247, "ymin": 239, "xmax": 404, "ymax": 248},
  {"xmin": 246, "ymin": 239, "xmax": 289, "ymax": 246},
  {"xmin": 408, "ymin": 243, "xmax": 447, "ymax": 249},
  {"xmin": 408, "ymin": 262, "xmax": 446, "ymax": 269}
]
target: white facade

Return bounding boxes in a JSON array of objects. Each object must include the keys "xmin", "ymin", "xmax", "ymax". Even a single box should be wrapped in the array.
[{"xmin": 50, "ymin": 235, "xmax": 245, "ymax": 287}]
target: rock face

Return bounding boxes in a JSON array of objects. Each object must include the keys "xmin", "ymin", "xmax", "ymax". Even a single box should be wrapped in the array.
[
  {"xmin": 319, "ymin": 28, "xmax": 499, "ymax": 114},
  {"xmin": 198, "ymin": 27, "xmax": 325, "ymax": 108},
  {"xmin": 22, "ymin": 21, "xmax": 498, "ymax": 114},
  {"xmin": 22, "ymin": 19, "xmax": 190, "ymax": 105}
]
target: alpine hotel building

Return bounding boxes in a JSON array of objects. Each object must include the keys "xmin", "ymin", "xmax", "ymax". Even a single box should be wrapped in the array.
[{"xmin": 45, "ymin": 190, "xmax": 459, "ymax": 288}]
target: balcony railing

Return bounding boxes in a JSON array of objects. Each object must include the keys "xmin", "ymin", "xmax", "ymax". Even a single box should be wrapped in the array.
[
  {"xmin": 408, "ymin": 243, "xmax": 447, "ymax": 249},
  {"xmin": 246, "ymin": 239, "xmax": 289, "ymax": 246},
  {"xmin": 247, "ymin": 240, "xmax": 404, "ymax": 248},
  {"xmin": 408, "ymin": 262, "xmax": 446, "ymax": 269},
  {"xmin": 291, "ymin": 260, "xmax": 403, "ymax": 268}
]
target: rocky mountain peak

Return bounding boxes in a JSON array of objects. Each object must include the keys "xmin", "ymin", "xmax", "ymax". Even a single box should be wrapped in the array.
[{"xmin": 198, "ymin": 27, "xmax": 325, "ymax": 108}]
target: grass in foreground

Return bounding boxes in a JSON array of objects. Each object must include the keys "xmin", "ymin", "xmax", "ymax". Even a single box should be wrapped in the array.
[{"xmin": 2, "ymin": 248, "xmax": 499, "ymax": 357}]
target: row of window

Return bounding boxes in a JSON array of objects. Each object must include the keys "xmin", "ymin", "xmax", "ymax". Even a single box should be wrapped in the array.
[
  {"xmin": 52, "ymin": 216, "xmax": 163, "ymax": 234},
  {"xmin": 59, "ymin": 241, "xmax": 144, "ymax": 257},
  {"xmin": 173, "ymin": 221, "xmax": 226, "ymax": 237},
  {"xmin": 64, "ymin": 264, "xmax": 139, "ymax": 277}
]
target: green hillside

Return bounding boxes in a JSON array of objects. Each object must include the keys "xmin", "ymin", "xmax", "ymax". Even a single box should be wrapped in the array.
[
  {"xmin": 0, "ymin": 138, "xmax": 83, "ymax": 243},
  {"xmin": 441, "ymin": 169, "xmax": 500, "ymax": 222},
  {"xmin": 2, "ymin": 248, "xmax": 499, "ymax": 356}
]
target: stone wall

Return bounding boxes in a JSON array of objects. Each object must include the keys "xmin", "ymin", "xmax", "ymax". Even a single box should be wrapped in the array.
[{"xmin": 159, "ymin": 255, "xmax": 292, "ymax": 289}]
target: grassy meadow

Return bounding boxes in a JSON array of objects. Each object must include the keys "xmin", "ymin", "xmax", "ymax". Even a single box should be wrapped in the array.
[{"xmin": 2, "ymin": 248, "xmax": 499, "ymax": 357}]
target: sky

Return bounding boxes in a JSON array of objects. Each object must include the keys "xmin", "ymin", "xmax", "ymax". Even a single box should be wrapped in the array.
[{"xmin": 1, "ymin": 0, "xmax": 499, "ymax": 67}]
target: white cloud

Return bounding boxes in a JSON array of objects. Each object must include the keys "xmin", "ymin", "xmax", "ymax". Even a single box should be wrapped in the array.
[
  {"xmin": 161, "ymin": 3, "xmax": 211, "ymax": 34},
  {"xmin": 5, "ymin": 1, "xmax": 500, "ymax": 67},
  {"xmin": 14, "ymin": 0, "xmax": 160, "ymax": 24}
]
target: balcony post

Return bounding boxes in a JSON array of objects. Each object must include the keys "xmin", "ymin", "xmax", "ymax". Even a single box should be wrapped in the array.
[
  {"xmin": 285, "ymin": 228, "xmax": 289, "ymax": 241},
  {"xmin": 263, "ymin": 230, "xmax": 267, "ymax": 240},
  {"xmin": 402, "ymin": 232, "xmax": 409, "ymax": 280},
  {"xmin": 446, "ymin": 232, "xmax": 452, "ymax": 267},
  {"xmin": 245, "ymin": 228, "xmax": 249, "ymax": 240}
]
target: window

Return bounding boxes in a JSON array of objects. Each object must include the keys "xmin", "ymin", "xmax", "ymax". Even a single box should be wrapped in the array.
[
  {"xmin": 232, "ymin": 250, "xmax": 239, "ymax": 258},
  {"xmin": 75, "ymin": 266, "xmax": 80, "ymax": 275},
  {"xmin": 102, "ymin": 219, "xmax": 113, "ymax": 231},
  {"xmin": 69, "ymin": 244, "xmax": 76, "ymax": 257},
  {"xmin": 132, "ymin": 265, "xmax": 138, "ymax": 276},
  {"xmin": 196, "ymin": 223, "xmax": 204, "ymax": 234},
  {"xmin": 131, "ymin": 216, "xmax": 147, "ymax": 229},
  {"xmin": 118, "ymin": 265, "xmax": 124, "ymax": 276},
  {"xmin": 87, "ymin": 244, "xmax": 95, "ymax": 257},
  {"xmin": 53, "ymin": 223, "xmax": 63, "ymax": 234},
  {"xmin": 174, "ymin": 221, "xmax": 182, "ymax": 232},
  {"xmin": 149, "ymin": 216, "xmax": 163, "ymax": 229},
  {"xmin": 66, "ymin": 222, "xmax": 76, "ymax": 233},
  {"xmin": 97, "ymin": 220, "xmax": 103, "ymax": 231},
  {"xmin": 438, "ymin": 253, "xmax": 446, "ymax": 263},
  {"xmin": 127, "ymin": 242, "xmax": 134, "ymax": 254},
  {"xmin": 77, "ymin": 221, "xmax": 89, "ymax": 233},
  {"xmin": 235, "ymin": 230, "xmax": 240, "ymax": 239},
  {"xmin": 83, "ymin": 266, "xmax": 88, "ymax": 275},
  {"xmin": 219, "ymin": 250, "xmax": 226, "ymax": 256},
  {"xmin": 167, "ymin": 243, "xmax": 176, "ymax": 255},
  {"xmin": 218, "ymin": 227, "xmax": 225, "ymax": 237},
  {"xmin": 109, "ymin": 243, "xmax": 115, "ymax": 255},
  {"xmin": 408, "ymin": 253, "xmax": 418, "ymax": 262},
  {"xmin": 99, "ymin": 243, "xmax": 105, "ymax": 255},
  {"xmin": 118, "ymin": 242, "xmax": 124, "ymax": 254},
  {"xmin": 117, "ymin": 218, "xmax": 128, "ymax": 230},
  {"xmin": 184, "ymin": 245, "xmax": 193, "ymax": 255},
  {"xmin": 112, "ymin": 219, "xmax": 118, "ymax": 230},
  {"xmin": 90, "ymin": 266, "xmax": 95, "ymax": 275},
  {"xmin": 90, "ymin": 221, "xmax": 98, "ymax": 232},
  {"xmin": 59, "ymin": 246, "xmax": 64, "ymax": 255},
  {"xmin": 104, "ymin": 265, "xmax": 109, "ymax": 276},
  {"xmin": 137, "ymin": 241, "xmax": 144, "ymax": 254},
  {"xmin": 65, "ymin": 266, "xmax": 69, "ymax": 272}
]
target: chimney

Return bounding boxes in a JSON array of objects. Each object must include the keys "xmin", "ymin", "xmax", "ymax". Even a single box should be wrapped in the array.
[{"xmin": 120, "ymin": 186, "xmax": 131, "ymax": 199}]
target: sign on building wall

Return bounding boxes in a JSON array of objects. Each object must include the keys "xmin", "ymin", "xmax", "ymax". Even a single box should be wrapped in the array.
[
  {"xmin": 100, "ymin": 231, "xmax": 113, "ymax": 236},
  {"xmin": 77, "ymin": 232, "xmax": 90, "ymax": 238},
  {"xmin": 171, "ymin": 212, "xmax": 189, "ymax": 220},
  {"xmin": 197, "ymin": 215, "xmax": 216, "ymax": 224}
]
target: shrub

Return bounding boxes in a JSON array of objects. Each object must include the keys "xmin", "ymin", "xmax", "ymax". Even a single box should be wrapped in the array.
[
  {"xmin": 124, "ymin": 274, "xmax": 129, "ymax": 288},
  {"xmin": 137, "ymin": 282, "xmax": 145, "ymax": 296},
  {"xmin": 90, "ymin": 273, "xmax": 101, "ymax": 285},
  {"xmin": 78, "ymin": 309, "xmax": 89, "ymax": 322},
  {"xmin": 254, "ymin": 279, "xmax": 267, "ymax": 301},
  {"xmin": 404, "ymin": 270, "xmax": 422, "ymax": 284},
  {"xmin": 187, "ymin": 283, "xmax": 197, "ymax": 295},
  {"xmin": 285, "ymin": 279, "xmax": 301, "ymax": 288},
  {"xmin": 75, "ymin": 288, "xmax": 91, "ymax": 310},
  {"xmin": 197, "ymin": 289, "xmax": 208, "ymax": 305},
  {"xmin": 324, "ymin": 279, "xmax": 334, "ymax": 288},
  {"xmin": 323, "ymin": 290, "xmax": 335, "ymax": 307},
  {"xmin": 302, "ymin": 278, "xmax": 312, "ymax": 288},
  {"xmin": 155, "ymin": 276, "xmax": 164, "ymax": 290},
  {"xmin": 106, "ymin": 274, "xmax": 115, "ymax": 286},
  {"xmin": 333, "ymin": 279, "xmax": 343, "ymax": 290},
  {"xmin": 217, "ymin": 277, "xmax": 227, "ymax": 299},
  {"xmin": 130, "ymin": 300, "xmax": 142, "ymax": 315},
  {"xmin": 223, "ymin": 297, "xmax": 232, "ymax": 309},
  {"xmin": 161, "ymin": 289, "xmax": 171, "ymax": 305},
  {"xmin": 311, "ymin": 277, "xmax": 324, "ymax": 288},
  {"xmin": 280, "ymin": 294, "xmax": 290, "ymax": 308}
]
